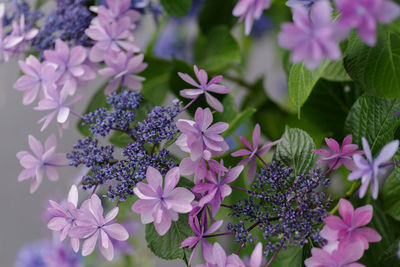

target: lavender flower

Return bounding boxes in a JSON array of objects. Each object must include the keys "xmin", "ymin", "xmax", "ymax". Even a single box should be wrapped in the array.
[
  {"xmin": 233, "ymin": 0, "xmax": 272, "ymax": 35},
  {"xmin": 286, "ymin": 0, "xmax": 317, "ymax": 8}
]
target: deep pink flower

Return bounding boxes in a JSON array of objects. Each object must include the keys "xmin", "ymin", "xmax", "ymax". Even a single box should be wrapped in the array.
[
  {"xmin": 313, "ymin": 135, "xmax": 363, "ymax": 171},
  {"xmin": 181, "ymin": 216, "xmax": 223, "ymax": 264},
  {"xmin": 98, "ymin": 51, "xmax": 147, "ymax": 94},
  {"xmin": 69, "ymin": 194, "xmax": 129, "ymax": 261},
  {"xmin": 176, "ymin": 107, "xmax": 229, "ymax": 161},
  {"xmin": 304, "ymin": 240, "xmax": 365, "ymax": 267},
  {"xmin": 44, "ymin": 39, "xmax": 96, "ymax": 94},
  {"xmin": 17, "ymin": 134, "xmax": 68, "ymax": 193},
  {"xmin": 335, "ymin": 0, "xmax": 400, "ymax": 46},
  {"xmin": 320, "ymin": 199, "xmax": 381, "ymax": 250},
  {"xmin": 131, "ymin": 167, "xmax": 195, "ymax": 235},
  {"xmin": 278, "ymin": 0, "xmax": 341, "ymax": 69},
  {"xmin": 232, "ymin": 124, "xmax": 281, "ymax": 184},
  {"xmin": 47, "ymin": 185, "xmax": 81, "ymax": 252},
  {"xmin": 233, "ymin": 0, "xmax": 271, "ymax": 35},
  {"xmin": 179, "ymin": 65, "xmax": 231, "ymax": 112},
  {"xmin": 193, "ymin": 161, "xmax": 243, "ymax": 216},
  {"xmin": 13, "ymin": 55, "xmax": 58, "ymax": 105},
  {"xmin": 93, "ymin": 0, "xmax": 141, "ymax": 23}
]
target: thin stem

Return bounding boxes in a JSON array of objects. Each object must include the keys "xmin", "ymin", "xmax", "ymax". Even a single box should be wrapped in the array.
[
  {"xmin": 221, "ymin": 204, "xmax": 234, "ymax": 209},
  {"xmin": 323, "ymin": 158, "xmax": 340, "ymax": 176},
  {"xmin": 90, "ymin": 184, "xmax": 98, "ymax": 198},
  {"xmin": 236, "ymin": 241, "xmax": 244, "ymax": 254},
  {"xmin": 255, "ymin": 153, "xmax": 269, "ymax": 167},
  {"xmin": 181, "ymin": 96, "xmax": 199, "ymax": 112},
  {"xmin": 115, "ymin": 197, "xmax": 121, "ymax": 207},
  {"xmin": 204, "ymin": 232, "xmax": 235, "ymax": 238},
  {"xmin": 380, "ymin": 161, "xmax": 400, "ymax": 168},
  {"xmin": 265, "ymin": 247, "xmax": 281, "ymax": 267},
  {"xmin": 236, "ymin": 221, "xmax": 261, "ymax": 255},
  {"xmin": 231, "ymin": 186, "xmax": 249, "ymax": 193},
  {"xmin": 70, "ymin": 110, "xmax": 85, "ymax": 120}
]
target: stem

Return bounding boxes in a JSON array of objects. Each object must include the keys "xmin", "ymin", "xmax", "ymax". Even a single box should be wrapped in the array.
[
  {"xmin": 236, "ymin": 241, "xmax": 244, "ymax": 254},
  {"xmin": 90, "ymin": 183, "xmax": 98, "ymax": 198},
  {"xmin": 221, "ymin": 204, "xmax": 234, "ymax": 209},
  {"xmin": 265, "ymin": 247, "xmax": 281, "ymax": 267},
  {"xmin": 236, "ymin": 221, "xmax": 261, "ymax": 255},
  {"xmin": 379, "ymin": 161, "xmax": 400, "ymax": 168},
  {"xmin": 181, "ymin": 96, "xmax": 199, "ymax": 112},
  {"xmin": 70, "ymin": 110, "xmax": 85, "ymax": 120},
  {"xmin": 115, "ymin": 198, "xmax": 121, "ymax": 207},
  {"xmin": 255, "ymin": 153, "xmax": 269, "ymax": 167},
  {"xmin": 231, "ymin": 186, "xmax": 249, "ymax": 192},
  {"xmin": 204, "ymin": 232, "xmax": 235, "ymax": 238}
]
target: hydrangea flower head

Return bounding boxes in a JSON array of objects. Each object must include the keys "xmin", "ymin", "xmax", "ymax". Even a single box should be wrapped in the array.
[
  {"xmin": 233, "ymin": 0, "xmax": 272, "ymax": 35},
  {"xmin": 131, "ymin": 167, "xmax": 195, "ymax": 235},
  {"xmin": 348, "ymin": 137, "xmax": 399, "ymax": 199},
  {"xmin": 179, "ymin": 65, "xmax": 231, "ymax": 112},
  {"xmin": 278, "ymin": 0, "xmax": 341, "ymax": 69}
]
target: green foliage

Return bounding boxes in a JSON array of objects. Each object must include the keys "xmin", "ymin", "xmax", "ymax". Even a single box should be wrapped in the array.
[
  {"xmin": 344, "ymin": 94, "xmax": 400, "ymax": 155},
  {"xmin": 274, "ymin": 126, "xmax": 316, "ymax": 175},
  {"xmin": 383, "ymin": 152, "xmax": 400, "ymax": 221},
  {"xmin": 160, "ymin": 0, "xmax": 193, "ymax": 18},
  {"xmin": 145, "ymin": 214, "xmax": 192, "ymax": 264},
  {"xmin": 222, "ymin": 108, "xmax": 256, "ymax": 138},
  {"xmin": 270, "ymin": 245, "xmax": 303, "ymax": 267},
  {"xmin": 198, "ymin": 0, "xmax": 236, "ymax": 34},
  {"xmin": 108, "ymin": 131, "xmax": 133, "ymax": 148},
  {"xmin": 321, "ymin": 60, "xmax": 352, "ymax": 82}
]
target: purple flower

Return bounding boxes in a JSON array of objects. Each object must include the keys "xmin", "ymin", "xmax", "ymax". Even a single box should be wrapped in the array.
[
  {"xmin": 304, "ymin": 240, "xmax": 365, "ymax": 267},
  {"xmin": 47, "ymin": 185, "xmax": 81, "ymax": 252},
  {"xmin": 176, "ymin": 107, "xmax": 229, "ymax": 161},
  {"xmin": 44, "ymin": 39, "xmax": 96, "ymax": 94},
  {"xmin": 180, "ymin": 217, "xmax": 223, "ymax": 264},
  {"xmin": 231, "ymin": 124, "xmax": 281, "ymax": 184},
  {"xmin": 17, "ymin": 134, "xmax": 68, "ymax": 193},
  {"xmin": 286, "ymin": 0, "xmax": 318, "ymax": 8},
  {"xmin": 179, "ymin": 66, "xmax": 231, "ymax": 112},
  {"xmin": 14, "ymin": 55, "xmax": 58, "ymax": 105},
  {"xmin": 35, "ymin": 83, "xmax": 83, "ymax": 131},
  {"xmin": 193, "ymin": 161, "xmax": 243, "ymax": 216},
  {"xmin": 0, "ymin": 4, "xmax": 23, "ymax": 62},
  {"xmin": 69, "ymin": 194, "xmax": 129, "ymax": 261},
  {"xmin": 335, "ymin": 0, "xmax": 400, "ymax": 46},
  {"xmin": 9, "ymin": 15, "xmax": 38, "ymax": 52},
  {"xmin": 179, "ymin": 157, "xmax": 209, "ymax": 184},
  {"xmin": 98, "ymin": 51, "xmax": 147, "ymax": 95},
  {"xmin": 320, "ymin": 199, "xmax": 381, "ymax": 250},
  {"xmin": 197, "ymin": 242, "xmax": 245, "ymax": 267},
  {"xmin": 233, "ymin": 0, "xmax": 272, "ymax": 35},
  {"xmin": 94, "ymin": 0, "xmax": 141, "ymax": 23},
  {"xmin": 313, "ymin": 135, "xmax": 363, "ymax": 171},
  {"xmin": 348, "ymin": 137, "xmax": 399, "ymax": 199},
  {"xmin": 278, "ymin": 0, "xmax": 341, "ymax": 69},
  {"xmin": 131, "ymin": 167, "xmax": 195, "ymax": 235}
]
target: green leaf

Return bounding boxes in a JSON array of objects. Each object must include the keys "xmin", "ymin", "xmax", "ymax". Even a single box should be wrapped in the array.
[
  {"xmin": 275, "ymin": 127, "xmax": 316, "ymax": 175},
  {"xmin": 269, "ymin": 245, "xmax": 303, "ymax": 267},
  {"xmin": 215, "ymin": 94, "xmax": 238, "ymax": 123},
  {"xmin": 288, "ymin": 61, "xmax": 330, "ymax": 116},
  {"xmin": 344, "ymin": 94, "xmax": 400, "ymax": 155},
  {"xmin": 198, "ymin": 0, "xmax": 236, "ymax": 34},
  {"xmin": 344, "ymin": 26, "xmax": 400, "ymax": 98},
  {"xmin": 321, "ymin": 60, "xmax": 352, "ymax": 82},
  {"xmin": 195, "ymin": 26, "xmax": 240, "ymax": 72},
  {"xmin": 383, "ymin": 151, "xmax": 400, "ymax": 221},
  {"xmin": 145, "ymin": 214, "xmax": 192, "ymax": 263},
  {"xmin": 222, "ymin": 108, "xmax": 256, "ymax": 138},
  {"xmin": 35, "ymin": 0, "xmax": 48, "ymax": 8},
  {"xmin": 160, "ymin": 0, "xmax": 193, "ymax": 18},
  {"xmin": 108, "ymin": 131, "xmax": 133, "ymax": 148}
]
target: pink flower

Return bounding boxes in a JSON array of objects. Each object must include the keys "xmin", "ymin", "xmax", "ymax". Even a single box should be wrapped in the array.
[
  {"xmin": 233, "ymin": 0, "xmax": 271, "ymax": 35},
  {"xmin": 179, "ymin": 157, "xmax": 209, "ymax": 184},
  {"xmin": 13, "ymin": 55, "xmax": 58, "ymax": 105},
  {"xmin": 131, "ymin": 167, "xmax": 195, "ymax": 235},
  {"xmin": 193, "ymin": 160, "xmax": 243, "ymax": 216},
  {"xmin": 278, "ymin": 0, "xmax": 341, "ymax": 69},
  {"xmin": 176, "ymin": 107, "xmax": 229, "ymax": 161},
  {"xmin": 197, "ymin": 242, "xmax": 245, "ymax": 267},
  {"xmin": 69, "ymin": 194, "xmax": 129, "ymax": 261},
  {"xmin": 16, "ymin": 134, "xmax": 68, "ymax": 193},
  {"xmin": 232, "ymin": 124, "xmax": 281, "ymax": 184},
  {"xmin": 44, "ymin": 39, "xmax": 96, "ymax": 94},
  {"xmin": 35, "ymin": 83, "xmax": 83, "ymax": 131},
  {"xmin": 93, "ymin": 0, "xmax": 141, "ymax": 23},
  {"xmin": 304, "ymin": 240, "xmax": 365, "ymax": 267},
  {"xmin": 320, "ymin": 199, "xmax": 381, "ymax": 250},
  {"xmin": 313, "ymin": 135, "xmax": 363, "ymax": 171},
  {"xmin": 179, "ymin": 66, "xmax": 231, "ymax": 112},
  {"xmin": 98, "ymin": 51, "xmax": 147, "ymax": 94},
  {"xmin": 47, "ymin": 185, "xmax": 81, "ymax": 252},
  {"xmin": 8, "ymin": 15, "xmax": 38, "ymax": 53},
  {"xmin": 180, "ymin": 216, "xmax": 223, "ymax": 264},
  {"xmin": 335, "ymin": 0, "xmax": 400, "ymax": 46},
  {"xmin": 86, "ymin": 17, "xmax": 140, "ymax": 62}
]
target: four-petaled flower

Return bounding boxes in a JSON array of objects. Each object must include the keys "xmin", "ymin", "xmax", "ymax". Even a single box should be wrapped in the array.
[
  {"xmin": 179, "ymin": 65, "xmax": 231, "ymax": 112},
  {"xmin": 348, "ymin": 137, "xmax": 399, "ymax": 199},
  {"xmin": 233, "ymin": 0, "xmax": 272, "ymax": 35},
  {"xmin": 17, "ymin": 134, "xmax": 68, "ymax": 193},
  {"xmin": 131, "ymin": 167, "xmax": 195, "ymax": 235}
]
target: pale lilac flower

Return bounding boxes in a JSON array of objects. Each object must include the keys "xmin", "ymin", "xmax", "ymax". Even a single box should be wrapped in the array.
[
  {"xmin": 197, "ymin": 242, "xmax": 245, "ymax": 267},
  {"xmin": 93, "ymin": 0, "xmax": 141, "ymax": 23},
  {"xmin": 335, "ymin": 0, "xmax": 400, "ymax": 46},
  {"xmin": 320, "ymin": 199, "xmax": 381, "ymax": 250},
  {"xmin": 304, "ymin": 241, "xmax": 365, "ymax": 267},
  {"xmin": 180, "ymin": 216, "xmax": 223, "ymax": 264},
  {"xmin": 98, "ymin": 51, "xmax": 147, "ymax": 94},
  {"xmin": 278, "ymin": 0, "xmax": 341, "ymax": 69},
  {"xmin": 176, "ymin": 107, "xmax": 229, "ymax": 161},
  {"xmin": 17, "ymin": 134, "xmax": 68, "ymax": 193},
  {"xmin": 0, "ymin": 4, "xmax": 23, "ymax": 62},
  {"xmin": 249, "ymin": 243, "xmax": 263, "ymax": 267},
  {"xmin": 8, "ymin": 15, "xmax": 38, "ymax": 53},
  {"xmin": 35, "ymin": 82, "xmax": 84, "ymax": 131},
  {"xmin": 131, "ymin": 167, "xmax": 195, "ymax": 235},
  {"xmin": 13, "ymin": 55, "xmax": 58, "ymax": 105},
  {"xmin": 348, "ymin": 137, "xmax": 399, "ymax": 199},
  {"xmin": 313, "ymin": 135, "xmax": 363, "ymax": 171},
  {"xmin": 69, "ymin": 194, "xmax": 129, "ymax": 261},
  {"xmin": 47, "ymin": 185, "xmax": 81, "ymax": 252},
  {"xmin": 286, "ymin": 0, "xmax": 317, "ymax": 8},
  {"xmin": 232, "ymin": 124, "xmax": 281, "ymax": 184},
  {"xmin": 179, "ymin": 66, "xmax": 231, "ymax": 112},
  {"xmin": 44, "ymin": 39, "xmax": 96, "ymax": 95},
  {"xmin": 233, "ymin": 0, "xmax": 272, "ymax": 35},
  {"xmin": 86, "ymin": 17, "xmax": 140, "ymax": 62},
  {"xmin": 180, "ymin": 157, "xmax": 208, "ymax": 184},
  {"xmin": 193, "ymin": 161, "xmax": 243, "ymax": 216}
]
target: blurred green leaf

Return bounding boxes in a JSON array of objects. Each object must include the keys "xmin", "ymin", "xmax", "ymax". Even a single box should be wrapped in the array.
[
  {"xmin": 160, "ymin": 0, "xmax": 193, "ymax": 17},
  {"xmin": 321, "ymin": 60, "xmax": 352, "ymax": 82},
  {"xmin": 142, "ymin": 56, "xmax": 172, "ymax": 105},
  {"xmin": 222, "ymin": 108, "xmax": 256, "ymax": 138},
  {"xmin": 108, "ymin": 131, "xmax": 133, "ymax": 148},
  {"xmin": 215, "ymin": 94, "xmax": 238, "ymax": 123},
  {"xmin": 270, "ymin": 245, "xmax": 303, "ymax": 267},
  {"xmin": 198, "ymin": 0, "xmax": 236, "ymax": 34}
]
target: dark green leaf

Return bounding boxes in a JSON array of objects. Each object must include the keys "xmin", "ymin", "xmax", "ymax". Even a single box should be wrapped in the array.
[
  {"xmin": 198, "ymin": 0, "xmax": 236, "ymax": 34},
  {"xmin": 215, "ymin": 94, "xmax": 238, "ymax": 123},
  {"xmin": 160, "ymin": 0, "xmax": 193, "ymax": 18}
]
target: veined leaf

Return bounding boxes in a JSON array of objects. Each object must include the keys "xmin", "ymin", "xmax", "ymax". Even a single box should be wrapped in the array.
[{"xmin": 160, "ymin": 0, "xmax": 193, "ymax": 18}]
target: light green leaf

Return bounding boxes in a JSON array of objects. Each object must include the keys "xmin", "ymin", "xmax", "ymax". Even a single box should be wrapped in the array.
[
  {"xmin": 108, "ymin": 131, "xmax": 133, "ymax": 148},
  {"xmin": 160, "ymin": 0, "xmax": 193, "ymax": 18},
  {"xmin": 35, "ymin": 0, "xmax": 48, "ymax": 8},
  {"xmin": 270, "ymin": 245, "xmax": 303, "ymax": 267},
  {"xmin": 321, "ymin": 60, "xmax": 352, "ymax": 82},
  {"xmin": 222, "ymin": 108, "xmax": 256, "ymax": 138},
  {"xmin": 344, "ymin": 94, "xmax": 400, "ymax": 155},
  {"xmin": 274, "ymin": 127, "xmax": 316, "ymax": 175}
]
